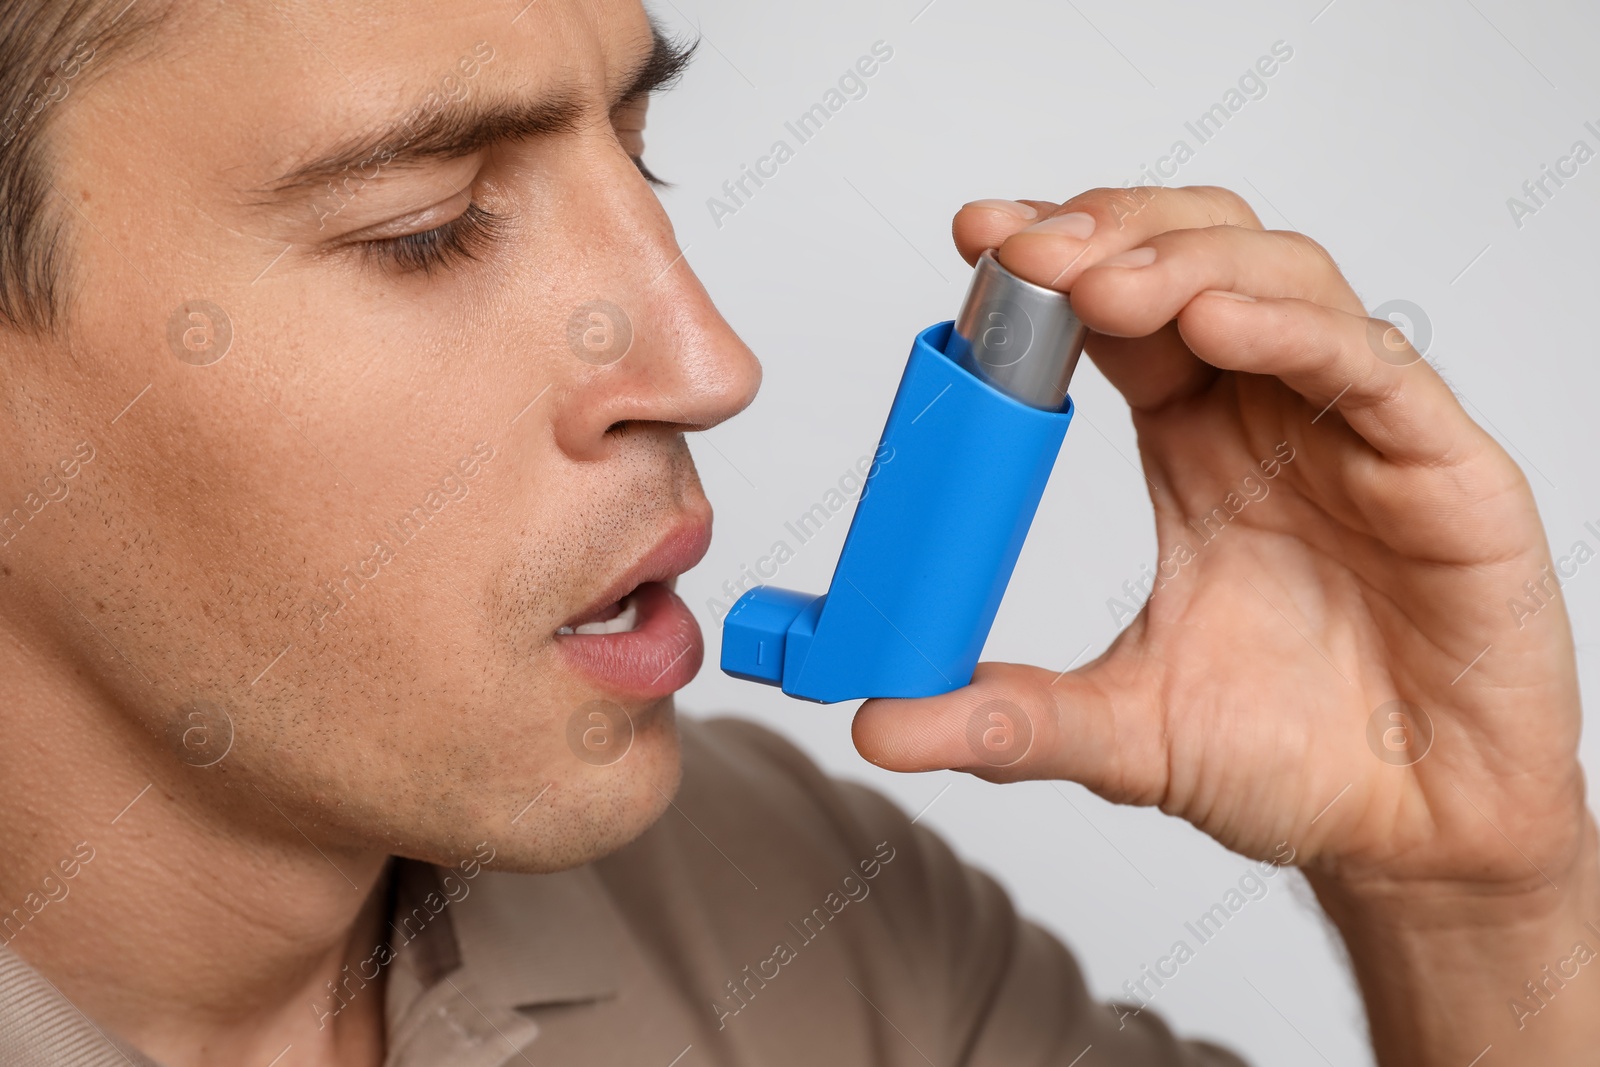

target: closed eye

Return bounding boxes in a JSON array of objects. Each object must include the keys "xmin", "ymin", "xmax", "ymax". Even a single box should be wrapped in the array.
[{"xmin": 355, "ymin": 201, "xmax": 508, "ymax": 275}]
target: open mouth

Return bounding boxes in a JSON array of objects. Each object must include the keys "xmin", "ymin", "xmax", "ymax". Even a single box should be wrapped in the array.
[
  {"xmin": 552, "ymin": 580, "xmax": 705, "ymax": 698},
  {"xmin": 556, "ymin": 588, "xmax": 644, "ymax": 636},
  {"xmin": 550, "ymin": 514, "xmax": 712, "ymax": 700}
]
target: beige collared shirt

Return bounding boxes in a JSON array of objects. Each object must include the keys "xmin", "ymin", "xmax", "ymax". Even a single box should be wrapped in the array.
[{"xmin": 0, "ymin": 717, "xmax": 1247, "ymax": 1066}]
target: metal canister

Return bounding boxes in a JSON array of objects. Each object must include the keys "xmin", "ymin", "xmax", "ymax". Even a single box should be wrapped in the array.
[{"xmin": 947, "ymin": 248, "xmax": 1089, "ymax": 411}]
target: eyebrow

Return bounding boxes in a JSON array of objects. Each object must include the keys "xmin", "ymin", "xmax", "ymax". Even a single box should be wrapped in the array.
[{"xmin": 255, "ymin": 22, "xmax": 696, "ymax": 200}]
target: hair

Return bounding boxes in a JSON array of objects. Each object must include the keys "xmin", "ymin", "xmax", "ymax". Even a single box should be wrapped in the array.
[{"xmin": 0, "ymin": 0, "xmax": 168, "ymax": 334}]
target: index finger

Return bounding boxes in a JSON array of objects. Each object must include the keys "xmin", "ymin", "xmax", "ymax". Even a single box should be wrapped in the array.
[
  {"xmin": 952, "ymin": 198, "xmax": 1061, "ymax": 265},
  {"xmin": 996, "ymin": 185, "xmax": 1266, "ymax": 292}
]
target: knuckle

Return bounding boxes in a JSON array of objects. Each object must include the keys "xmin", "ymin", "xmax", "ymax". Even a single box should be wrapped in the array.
[
  {"xmin": 1063, "ymin": 183, "xmax": 1270, "ymax": 234},
  {"xmin": 1185, "ymin": 184, "xmax": 1262, "ymax": 228},
  {"xmin": 1282, "ymin": 229, "xmax": 1339, "ymax": 269},
  {"xmin": 1067, "ymin": 185, "xmax": 1164, "ymax": 227}
]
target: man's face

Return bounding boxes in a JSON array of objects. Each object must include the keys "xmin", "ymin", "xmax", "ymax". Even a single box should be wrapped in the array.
[{"xmin": 7, "ymin": 0, "xmax": 760, "ymax": 870}]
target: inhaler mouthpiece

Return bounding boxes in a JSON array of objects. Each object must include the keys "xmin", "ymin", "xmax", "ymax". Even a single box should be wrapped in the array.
[{"xmin": 946, "ymin": 248, "xmax": 1088, "ymax": 411}]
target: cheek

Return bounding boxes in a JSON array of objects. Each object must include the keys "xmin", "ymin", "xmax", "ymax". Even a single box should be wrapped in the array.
[{"xmin": 44, "ymin": 273, "xmax": 522, "ymax": 767}]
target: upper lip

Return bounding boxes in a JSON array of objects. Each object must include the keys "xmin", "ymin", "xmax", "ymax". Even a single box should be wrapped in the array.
[{"xmin": 559, "ymin": 514, "xmax": 713, "ymax": 631}]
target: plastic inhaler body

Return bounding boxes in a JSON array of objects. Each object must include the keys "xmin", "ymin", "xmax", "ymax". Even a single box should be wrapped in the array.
[{"xmin": 720, "ymin": 250, "xmax": 1087, "ymax": 703}]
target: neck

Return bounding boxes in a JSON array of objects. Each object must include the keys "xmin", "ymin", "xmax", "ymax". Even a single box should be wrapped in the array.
[{"xmin": 0, "ymin": 633, "xmax": 392, "ymax": 1067}]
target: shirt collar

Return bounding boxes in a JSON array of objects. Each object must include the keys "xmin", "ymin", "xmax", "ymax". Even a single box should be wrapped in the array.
[{"xmin": 387, "ymin": 856, "xmax": 622, "ymax": 1011}]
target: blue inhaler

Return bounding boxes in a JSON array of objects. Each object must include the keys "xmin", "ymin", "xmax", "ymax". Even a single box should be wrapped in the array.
[{"xmin": 720, "ymin": 249, "xmax": 1087, "ymax": 703}]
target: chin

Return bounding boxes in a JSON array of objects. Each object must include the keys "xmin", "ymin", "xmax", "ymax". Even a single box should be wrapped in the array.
[{"xmin": 469, "ymin": 696, "xmax": 684, "ymax": 875}]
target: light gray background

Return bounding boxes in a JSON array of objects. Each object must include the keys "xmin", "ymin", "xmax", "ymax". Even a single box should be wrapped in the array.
[{"xmin": 643, "ymin": 1, "xmax": 1600, "ymax": 1062}]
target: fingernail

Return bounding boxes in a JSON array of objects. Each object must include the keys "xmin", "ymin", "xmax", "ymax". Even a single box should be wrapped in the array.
[
  {"xmin": 964, "ymin": 198, "xmax": 1039, "ymax": 221},
  {"xmin": 1099, "ymin": 246, "xmax": 1157, "ymax": 269},
  {"xmin": 1022, "ymin": 211, "xmax": 1096, "ymax": 239},
  {"xmin": 1205, "ymin": 289, "xmax": 1257, "ymax": 302}
]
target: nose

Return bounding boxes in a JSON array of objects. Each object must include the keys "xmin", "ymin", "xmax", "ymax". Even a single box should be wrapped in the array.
[{"xmin": 550, "ymin": 160, "xmax": 762, "ymax": 460}]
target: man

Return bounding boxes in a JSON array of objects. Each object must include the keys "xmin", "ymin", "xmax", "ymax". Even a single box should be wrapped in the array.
[{"xmin": 0, "ymin": 0, "xmax": 1592, "ymax": 1064}]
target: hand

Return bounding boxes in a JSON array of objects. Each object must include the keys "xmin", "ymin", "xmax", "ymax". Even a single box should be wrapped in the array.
[{"xmin": 852, "ymin": 185, "xmax": 1589, "ymax": 914}]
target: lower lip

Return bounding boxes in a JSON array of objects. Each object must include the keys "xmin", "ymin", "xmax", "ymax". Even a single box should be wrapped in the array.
[{"xmin": 554, "ymin": 581, "xmax": 704, "ymax": 700}]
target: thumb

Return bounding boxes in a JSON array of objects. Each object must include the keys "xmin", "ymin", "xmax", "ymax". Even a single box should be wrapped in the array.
[{"xmin": 850, "ymin": 655, "xmax": 1166, "ymax": 804}]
